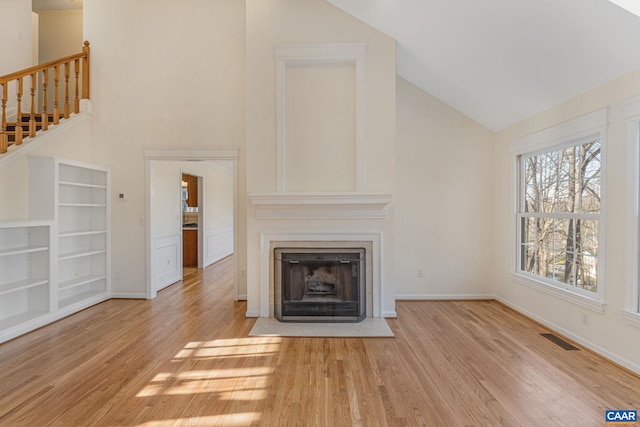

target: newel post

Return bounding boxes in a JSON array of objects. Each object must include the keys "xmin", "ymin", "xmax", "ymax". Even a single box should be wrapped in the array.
[{"xmin": 82, "ymin": 41, "xmax": 90, "ymax": 99}]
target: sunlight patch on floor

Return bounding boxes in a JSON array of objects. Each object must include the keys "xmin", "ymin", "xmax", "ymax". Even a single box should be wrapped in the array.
[
  {"xmin": 135, "ymin": 412, "xmax": 263, "ymax": 426},
  {"xmin": 136, "ymin": 336, "xmax": 282, "ymax": 404}
]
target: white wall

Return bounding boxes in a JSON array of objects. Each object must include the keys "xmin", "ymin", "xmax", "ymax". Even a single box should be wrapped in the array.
[
  {"xmin": 494, "ymin": 68, "xmax": 640, "ymax": 373},
  {"xmin": 245, "ymin": 0, "xmax": 397, "ymax": 315},
  {"xmin": 83, "ymin": 0, "xmax": 246, "ymax": 297},
  {"xmin": 32, "ymin": 12, "xmax": 38, "ymax": 66},
  {"xmin": 0, "ymin": 0, "xmax": 33, "ymax": 119},
  {"xmin": 150, "ymin": 161, "xmax": 182, "ymax": 237},
  {"xmin": 0, "ymin": 120, "xmax": 92, "ymax": 220},
  {"xmin": 395, "ymin": 77, "xmax": 495, "ymax": 298},
  {"xmin": 0, "ymin": 0, "xmax": 32, "ymax": 75},
  {"xmin": 38, "ymin": 10, "xmax": 83, "ymax": 62},
  {"xmin": 37, "ymin": 10, "xmax": 83, "ymax": 111},
  {"xmin": 193, "ymin": 162, "xmax": 234, "ymax": 228}
]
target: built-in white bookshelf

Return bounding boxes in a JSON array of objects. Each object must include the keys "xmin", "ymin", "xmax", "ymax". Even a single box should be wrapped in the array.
[
  {"xmin": 30, "ymin": 156, "xmax": 111, "ymax": 313},
  {"xmin": 0, "ymin": 221, "xmax": 53, "ymax": 339},
  {"xmin": 0, "ymin": 158, "xmax": 111, "ymax": 344}
]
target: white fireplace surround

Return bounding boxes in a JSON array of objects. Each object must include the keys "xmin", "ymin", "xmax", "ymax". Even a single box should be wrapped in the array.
[{"xmin": 259, "ymin": 232, "xmax": 383, "ymax": 318}]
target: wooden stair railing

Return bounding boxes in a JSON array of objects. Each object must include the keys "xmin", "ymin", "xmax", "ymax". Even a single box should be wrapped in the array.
[{"xmin": 0, "ymin": 41, "xmax": 90, "ymax": 154}]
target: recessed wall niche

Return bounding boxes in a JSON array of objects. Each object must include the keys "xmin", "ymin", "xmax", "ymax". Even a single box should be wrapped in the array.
[{"xmin": 275, "ymin": 44, "xmax": 366, "ymax": 192}]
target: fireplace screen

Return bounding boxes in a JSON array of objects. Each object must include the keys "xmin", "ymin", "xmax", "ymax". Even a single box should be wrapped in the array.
[{"xmin": 274, "ymin": 248, "xmax": 366, "ymax": 322}]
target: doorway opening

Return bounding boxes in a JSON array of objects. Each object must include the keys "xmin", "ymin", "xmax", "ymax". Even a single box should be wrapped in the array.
[
  {"xmin": 145, "ymin": 149, "xmax": 239, "ymax": 300},
  {"xmin": 181, "ymin": 172, "xmax": 201, "ymax": 276}
]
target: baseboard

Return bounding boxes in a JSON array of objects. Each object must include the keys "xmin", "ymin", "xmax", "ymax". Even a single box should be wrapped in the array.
[
  {"xmin": 237, "ymin": 294, "xmax": 247, "ymax": 300},
  {"xmin": 382, "ymin": 311, "xmax": 397, "ymax": 318},
  {"xmin": 495, "ymin": 295, "xmax": 640, "ymax": 376},
  {"xmin": 395, "ymin": 293, "xmax": 495, "ymax": 300},
  {"xmin": 110, "ymin": 293, "xmax": 147, "ymax": 299},
  {"xmin": 246, "ymin": 311, "xmax": 260, "ymax": 317}
]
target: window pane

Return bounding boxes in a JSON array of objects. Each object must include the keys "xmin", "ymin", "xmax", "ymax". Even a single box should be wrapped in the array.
[
  {"xmin": 521, "ymin": 245, "xmax": 536, "ymax": 273},
  {"xmin": 562, "ymin": 257, "xmax": 575, "ymax": 285},
  {"xmin": 550, "ymin": 251, "xmax": 566, "ymax": 282},
  {"xmin": 579, "ymin": 141, "xmax": 601, "ymax": 213},
  {"xmin": 581, "ymin": 176, "xmax": 601, "ymax": 212},
  {"xmin": 552, "ymin": 219, "xmax": 569, "ymax": 252},
  {"xmin": 522, "ymin": 217, "xmax": 536, "ymax": 245},
  {"xmin": 576, "ymin": 255, "xmax": 597, "ymax": 292},
  {"xmin": 556, "ymin": 178, "xmax": 577, "ymax": 213},
  {"xmin": 539, "ymin": 152, "xmax": 557, "ymax": 213},
  {"xmin": 576, "ymin": 219, "xmax": 598, "ymax": 257},
  {"xmin": 524, "ymin": 157, "xmax": 539, "ymax": 212},
  {"xmin": 535, "ymin": 218, "xmax": 552, "ymax": 249},
  {"xmin": 538, "ymin": 247, "xmax": 553, "ymax": 279}
]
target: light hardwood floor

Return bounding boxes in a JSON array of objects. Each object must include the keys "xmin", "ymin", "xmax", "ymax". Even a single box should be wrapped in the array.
[{"xmin": 1, "ymin": 256, "xmax": 639, "ymax": 426}]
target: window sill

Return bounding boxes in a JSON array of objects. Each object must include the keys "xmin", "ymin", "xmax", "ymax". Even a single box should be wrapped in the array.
[
  {"xmin": 622, "ymin": 310, "xmax": 640, "ymax": 328},
  {"xmin": 511, "ymin": 273, "xmax": 606, "ymax": 314}
]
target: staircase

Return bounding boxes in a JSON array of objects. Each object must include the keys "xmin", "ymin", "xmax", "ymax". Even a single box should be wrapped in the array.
[
  {"xmin": 6, "ymin": 113, "xmax": 66, "ymax": 144},
  {"xmin": 0, "ymin": 41, "xmax": 90, "ymax": 155}
]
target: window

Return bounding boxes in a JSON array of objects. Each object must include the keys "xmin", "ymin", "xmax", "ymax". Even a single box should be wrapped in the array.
[
  {"xmin": 518, "ymin": 139, "xmax": 602, "ymax": 295},
  {"xmin": 511, "ymin": 108, "xmax": 607, "ymax": 309}
]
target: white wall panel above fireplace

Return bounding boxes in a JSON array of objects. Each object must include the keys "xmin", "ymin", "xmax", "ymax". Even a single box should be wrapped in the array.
[{"xmin": 276, "ymin": 43, "xmax": 366, "ymax": 192}]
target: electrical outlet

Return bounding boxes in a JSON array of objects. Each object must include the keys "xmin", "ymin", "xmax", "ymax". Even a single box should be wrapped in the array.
[
  {"xmin": 241, "ymin": 269, "xmax": 246, "ymax": 278},
  {"xmin": 115, "ymin": 271, "xmax": 121, "ymax": 279},
  {"xmin": 417, "ymin": 268, "xmax": 424, "ymax": 277},
  {"xmin": 581, "ymin": 312, "xmax": 590, "ymax": 326}
]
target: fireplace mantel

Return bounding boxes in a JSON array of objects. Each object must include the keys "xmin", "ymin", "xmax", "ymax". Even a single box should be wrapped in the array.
[{"xmin": 249, "ymin": 192, "xmax": 393, "ymax": 219}]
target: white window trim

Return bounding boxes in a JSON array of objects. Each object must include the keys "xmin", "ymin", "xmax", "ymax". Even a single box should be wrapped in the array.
[
  {"xmin": 509, "ymin": 108, "xmax": 608, "ymax": 314},
  {"xmin": 623, "ymin": 95, "xmax": 640, "ymax": 327}
]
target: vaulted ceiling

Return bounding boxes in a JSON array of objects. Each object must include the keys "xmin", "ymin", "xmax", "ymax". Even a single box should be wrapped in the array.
[
  {"xmin": 30, "ymin": 0, "xmax": 640, "ymax": 130},
  {"xmin": 326, "ymin": 0, "xmax": 640, "ymax": 131}
]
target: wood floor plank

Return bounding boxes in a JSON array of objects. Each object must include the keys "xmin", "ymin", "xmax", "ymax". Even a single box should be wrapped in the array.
[{"xmin": 1, "ymin": 257, "xmax": 640, "ymax": 426}]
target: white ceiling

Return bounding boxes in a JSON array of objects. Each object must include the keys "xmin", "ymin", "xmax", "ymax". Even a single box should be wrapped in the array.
[{"xmin": 326, "ymin": 0, "xmax": 640, "ymax": 131}]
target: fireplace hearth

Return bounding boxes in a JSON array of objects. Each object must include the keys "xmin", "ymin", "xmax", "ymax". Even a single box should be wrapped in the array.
[{"xmin": 274, "ymin": 248, "xmax": 366, "ymax": 322}]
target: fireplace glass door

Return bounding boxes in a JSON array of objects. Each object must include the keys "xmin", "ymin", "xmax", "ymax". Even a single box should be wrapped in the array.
[{"xmin": 274, "ymin": 248, "xmax": 365, "ymax": 322}]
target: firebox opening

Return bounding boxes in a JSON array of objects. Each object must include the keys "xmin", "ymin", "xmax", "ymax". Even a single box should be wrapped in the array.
[{"xmin": 274, "ymin": 248, "xmax": 366, "ymax": 323}]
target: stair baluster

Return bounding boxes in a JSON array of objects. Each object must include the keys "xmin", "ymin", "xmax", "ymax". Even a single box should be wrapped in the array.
[
  {"xmin": 41, "ymin": 70, "xmax": 49, "ymax": 132},
  {"xmin": 74, "ymin": 58, "xmax": 80, "ymax": 114},
  {"xmin": 15, "ymin": 78, "xmax": 23, "ymax": 145},
  {"xmin": 53, "ymin": 65, "xmax": 60, "ymax": 125},
  {"xmin": 29, "ymin": 73, "xmax": 36, "ymax": 138},
  {"xmin": 1, "ymin": 83, "xmax": 7, "ymax": 153},
  {"xmin": 64, "ymin": 62, "xmax": 71, "ymax": 119}
]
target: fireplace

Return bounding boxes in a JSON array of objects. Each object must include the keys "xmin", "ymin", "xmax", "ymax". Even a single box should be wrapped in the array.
[{"xmin": 274, "ymin": 248, "xmax": 366, "ymax": 322}]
